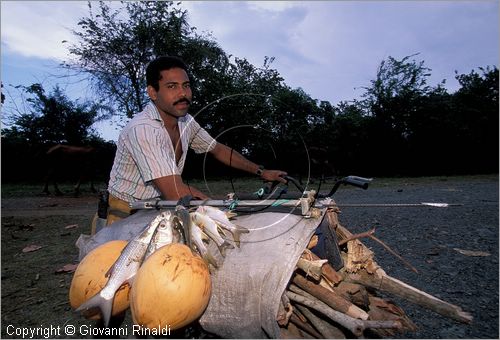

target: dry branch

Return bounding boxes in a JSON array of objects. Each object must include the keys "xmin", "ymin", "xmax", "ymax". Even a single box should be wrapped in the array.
[
  {"xmin": 286, "ymin": 291, "xmax": 402, "ymax": 337},
  {"xmin": 296, "ymin": 258, "xmax": 327, "ymax": 281},
  {"xmin": 307, "ymin": 235, "xmax": 319, "ymax": 249},
  {"xmin": 280, "ymin": 320, "xmax": 309, "ymax": 339},
  {"xmin": 295, "ymin": 304, "xmax": 346, "ymax": 339},
  {"xmin": 338, "ymin": 228, "xmax": 376, "ymax": 246},
  {"xmin": 335, "ymin": 281, "xmax": 370, "ymax": 310},
  {"xmin": 347, "ymin": 268, "xmax": 473, "ymax": 323},
  {"xmin": 279, "ymin": 204, "xmax": 472, "ymax": 339},
  {"xmin": 367, "ymin": 295, "xmax": 417, "ymax": 337},
  {"xmin": 289, "ymin": 312, "xmax": 324, "ymax": 339},
  {"xmin": 293, "ymin": 307, "xmax": 309, "ymax": 323},
  {"xmin": 302, "ymin": 249, "xmax": 343, "ymax": 284},
  {"xmin": 292, "ymin": 274, "xmax": 369, "ymax": 320},
  {"xmin": 277, "ymin": 299, "xmax": 294, "ymax": 326},
  {"xmin": 368, "ymin": 234, "xmax": 418, "ymax": 273}
]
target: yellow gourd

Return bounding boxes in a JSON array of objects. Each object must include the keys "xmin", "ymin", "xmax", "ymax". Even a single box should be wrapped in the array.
[
  {"xmin": 130, "ymin": 243, "xmax": 211, "ymax": 330},
  {"xmin": 69, "ymin": 240, "xmax": 130, "ymax": 319}
]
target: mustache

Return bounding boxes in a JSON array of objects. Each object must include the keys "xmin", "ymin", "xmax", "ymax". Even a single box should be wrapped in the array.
[{"xmin": 173, "ymin": 98, "xmax": 191, "ymax": 106}]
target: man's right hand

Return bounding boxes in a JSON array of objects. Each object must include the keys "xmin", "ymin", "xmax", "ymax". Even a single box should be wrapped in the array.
[{"xmin": 153, "ymin": 175, "xmax": 209, "ymax": 200}]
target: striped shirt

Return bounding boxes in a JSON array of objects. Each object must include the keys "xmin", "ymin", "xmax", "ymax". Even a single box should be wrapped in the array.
[{"xmin": 108, "ymin": 102, "xmax": 216, "ymax": 203}]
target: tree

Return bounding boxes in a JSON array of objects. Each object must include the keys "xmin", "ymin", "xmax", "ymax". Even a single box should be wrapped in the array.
[
  {"xmin": 451, "ymin": 66, "xmax": 499, "ymax": 173},
  {"xmin": 66, "ymin": 1, "xmax": 336, "ymax": 179},
  {"xmin": 1, "ymin": 83, "xmax": 114, "ymax": 182},
  {"xmin": 65, "ymin": 3, "xmax": 498, "ymax": 178},
  {"xmin": 358, "ymin": 54, "xmax": 438, "ymax": 175},
  {"xmin": 404, "ymin": 85, "xmax": 456, "ymax": 175},
  {"xmin": 3, "ymin": 83, "xmax": 107, "ymax": 146},
  {"xmin": 65, "ymin": 1, "xmax": 230, "ymax": 119},
  {"xmin": 1, "ymin": 82, "xmax": 5, "ymax": 104},
  {"xmin": 326, "ymin": 100, "xmax": 371, "ymax": 175}
]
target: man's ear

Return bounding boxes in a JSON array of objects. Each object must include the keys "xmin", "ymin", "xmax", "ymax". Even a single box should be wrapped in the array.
[{"xmin": 147, "ymin": 85, "xmax": 157, "ymax": 101}]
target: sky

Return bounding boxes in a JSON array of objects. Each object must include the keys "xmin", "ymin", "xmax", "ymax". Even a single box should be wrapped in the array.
[{"xmin": 1, "ymin": 1, "xmax": 498, "ymax": 141}]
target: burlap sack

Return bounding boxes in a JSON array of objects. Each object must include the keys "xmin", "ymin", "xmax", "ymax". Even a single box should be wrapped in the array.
[{"xmin": 76, "ymin": 208, "xmax": 324, "ymax": 338}]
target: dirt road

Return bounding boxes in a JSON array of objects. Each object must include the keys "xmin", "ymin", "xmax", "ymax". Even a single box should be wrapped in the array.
[{"xmin": 1, "ymin": 175, "xmax": 498, "ymax": 338}]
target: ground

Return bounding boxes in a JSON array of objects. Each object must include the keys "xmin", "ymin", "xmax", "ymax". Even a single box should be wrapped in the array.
[{"xmin": 1, "ymin": 175, "xmax": 498, "ymax": 339}]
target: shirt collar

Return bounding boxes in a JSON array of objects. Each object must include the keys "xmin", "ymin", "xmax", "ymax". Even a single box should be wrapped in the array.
[
  {"xmin": 144, "ymin": 102, "xmax": 162, "ymax": 122},
  {"xmin": 144, "ymin": 101, "xmax": 188, "ymax": 123}
]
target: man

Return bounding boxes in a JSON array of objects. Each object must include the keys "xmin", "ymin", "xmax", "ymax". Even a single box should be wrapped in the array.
[{"xmin": 106, "ymin": 56, "xmax": 287, "ymax": 224}]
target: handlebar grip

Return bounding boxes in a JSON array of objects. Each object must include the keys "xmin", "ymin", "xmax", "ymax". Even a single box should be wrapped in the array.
[
  {"xmin": 343, "ymin": 176, "xmax": 372, "ymax": 190},
  {"xmin": 283, "ymin": 176, "xmax": 305, "ymax": 193}
]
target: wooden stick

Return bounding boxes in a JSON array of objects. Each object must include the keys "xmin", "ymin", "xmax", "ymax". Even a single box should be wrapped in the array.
[
  {"xmin": 292, "ymin": 275, "xmax": 369, "ymax": 320},
  {"xmin": 280, "ymin": 320, "xmax": 307, "ymax": 339},
  {"xmin": 338, "ymin": 228, "xmax": 376, "ymax": 246},
  {"xmin": 277, "ymin": 300, "xmax": 293, "ymax": 326},
  {"xmin": 307, "ymin": 235, "xmax": 319, "ymax": 249},
  {"xmin": 286, "ymin": 290, "xmax": 402, "ymax": 337},
  {"xmin": 318, "ymin": 278, "xmax": 335, "ymax": 292},
  {"xmin": 335, "ymin": 282, "xmax": 370, "ymax": 310},
  {"xmin": 287, "ymin": 289, "xmax": 362, "ymax": 336},
  {"xmin": 367, "ymin": 295, "xmax": 417, "ymax": 336},
  {"xmin": 302, "ymin": 249, "xmax": 344, "ymax": 284},
  {"xmin": 368, "ymin": 234, "xmax": 419, "ymax": 273},
  {"xmin": 326, "ymin": 208, "xmax": 341, "ymax": 230},
  {"xmin": 296, "ymin": 258, "xmax": 327, "ymax": 281},
  {"xmin": 335, "ymin": 221, "xmax": 418, "ymax": 274},
  {"xmin": 295, "ymin": 304, "xmax": 346, "ymax": 339},
  {"xmin": 334, "ymin": 222, "xmax": 377, "ymax": 273},
  {"xmin": 293, "ymin": 307, "xmax": 309, "ymax": 323},
  {"xmin": 289, "ymin": 312, "xmax": 324, "ymax": 339},
  {"xmin": 347, "ymin": 269, "xmax": 473, "ymax": 323}
]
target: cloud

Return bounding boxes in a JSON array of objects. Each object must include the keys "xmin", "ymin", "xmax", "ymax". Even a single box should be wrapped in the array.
[
  {"xmin": 246, "ymin": 1, "xmax": 303, "ymax": 13},
  {"xmin": 1, "ymin": 0, "xmax": 496, "ymax": 141},
  {"xmin": 186, "ymin": 1, "xmax": 496, "ymax": 104},
  {"xmin": 1, "ymin": 1, "xmax": 88, "ymax": 61},
  {"xmin": 1, "ymin": 1, "xmax": 497, "ymax": 106}
]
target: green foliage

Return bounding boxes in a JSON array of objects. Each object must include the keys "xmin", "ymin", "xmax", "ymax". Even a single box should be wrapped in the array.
[
  {"xmin": 3, "ymin": 83, "xmax": 107, "ymax": 146},
  {"xmin": 4, "ymin": 0, "xmax": 496, "ymax": 181},
  {"xmin": 65, "ymin": 1, "xmax": 230, "ymax": 119},
  {"xmin": 64, "ymin": 2, "xmax": 498, "ymax": 177},
  {"xmin": 350, "ymin": 55, "xmax": 499, "ymax": 176},
  {"xmin": 451, "ymin": 66, "xmax": 499, "ymax": 172},
  {"xmin": 1, "ymin": 83, "xmax": 116, "ymax": 182}
]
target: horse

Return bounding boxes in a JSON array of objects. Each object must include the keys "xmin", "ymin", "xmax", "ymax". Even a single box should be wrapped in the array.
[{"xmin": 42, "ymin": 144, "xmax": 97, "ymax": 196}]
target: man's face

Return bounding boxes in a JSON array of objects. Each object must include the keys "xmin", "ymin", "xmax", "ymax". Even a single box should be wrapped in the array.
[{"xmin": 148, "ymin": 67, "xmax": 192, "ymax": 118}]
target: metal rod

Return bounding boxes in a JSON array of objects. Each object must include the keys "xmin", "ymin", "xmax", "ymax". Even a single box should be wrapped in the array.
[
  {"xmin": 129, "ymin": 199, "xmax": 302, "ymax": 210},
  {"xmin": 129, "ymin": 199, "xmax": 461, "ymax": 210},
  {"xmin": 334, "ymin": 203, "xmax": 462, "ymax": 208}
]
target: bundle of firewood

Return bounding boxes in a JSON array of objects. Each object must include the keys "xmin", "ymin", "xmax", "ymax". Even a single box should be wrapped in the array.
[{"xmin": 277, "ymin": 207, "xmax": 472, "ymax": 339}]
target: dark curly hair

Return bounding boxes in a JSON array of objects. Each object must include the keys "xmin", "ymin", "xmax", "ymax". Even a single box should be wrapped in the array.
[{"xmin": 146, "ymin": 56, "xmax": 189, "ymax": 91}]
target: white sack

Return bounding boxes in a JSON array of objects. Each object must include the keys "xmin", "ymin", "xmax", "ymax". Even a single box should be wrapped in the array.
[{"xmin": 75, "ymin": 209, "xmax": 324, "ymax": 338}]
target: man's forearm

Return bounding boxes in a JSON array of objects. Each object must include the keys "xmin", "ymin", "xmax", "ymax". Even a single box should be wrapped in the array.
[
  {"xmin": 211, "ymin": 143, "xmax": 260, "ymax": 175},
  {"xmin": 153, "ymin": 175, "xmax": 209, "ymax": 200},
  {"xmin": 210, "ymin": 143, "xmax": 288, "ymax": 183}
]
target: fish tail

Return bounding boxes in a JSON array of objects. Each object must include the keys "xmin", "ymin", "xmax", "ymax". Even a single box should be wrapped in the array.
[
  {"xmin": 237, "ymin": 225, "xmax": 250, "ymax": 234},
  {"xmin": 202, "ymin": 252, "xmax": 219, "ymax": 269},
  {"xmin": 192, "ymin": 241, "xmax": 219, "ymax": 269},
  {"xmin": 232, "ymin": 226, "xmax": 250, "ymax": 248},
  {"xmin": 75, "ymin": 293, "xmax": 113, "ymax": 327},
  {"xmin": 232, "ymin": 234, "xmax": 241, "ymax": 248},
  {"xmin": 218, "ymin": 240, "xmax": 234, "ymax": 257},
  {"xmin": 225, "ymin": 211, "xmax": 238, "ymax": 219}
]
